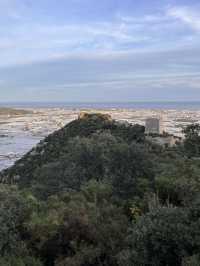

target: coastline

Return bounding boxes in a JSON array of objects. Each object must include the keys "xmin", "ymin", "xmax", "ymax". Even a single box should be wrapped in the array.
[{"xmin": 1, "ymin": 105, "xmax": 200, "ymax": 171}]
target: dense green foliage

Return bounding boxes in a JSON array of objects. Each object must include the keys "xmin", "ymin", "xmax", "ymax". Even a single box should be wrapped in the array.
[
  {"xmin": 183, "ymin": 124, "xmax": 200, "ymax": 158},
  {"xmin": 0, "ymin": 113, "xmax": 200, "ymax": 265}
]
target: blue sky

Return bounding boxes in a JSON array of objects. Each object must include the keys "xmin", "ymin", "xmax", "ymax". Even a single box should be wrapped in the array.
[{"xmin": 0, "ymin": 0, "xmax": 200, "ymax": 102}]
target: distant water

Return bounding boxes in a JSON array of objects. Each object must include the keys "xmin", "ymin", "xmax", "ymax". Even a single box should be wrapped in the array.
[{"xmin": 0, "ymin": 101, "xmax": 200, "ymax": 110}]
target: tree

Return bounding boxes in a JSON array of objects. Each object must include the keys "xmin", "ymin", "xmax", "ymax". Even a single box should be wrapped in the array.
[
  {"xmin": 31, "ymin": 133, "xmax": 154, "ymax": 201},
  {"xmin": 25, "ymin": 181, "xmax": 128, "ymax": 266},
  {"xmin": 183, "ymin": 124, "xmax": 200, "ymax": 158},
  {"xmin": 0, "ymin": 185, "xmax": 43, "ymax": 265},
  {"xmin": 125, "ymin": 206, "xmax": 200, "ymax": 266}
]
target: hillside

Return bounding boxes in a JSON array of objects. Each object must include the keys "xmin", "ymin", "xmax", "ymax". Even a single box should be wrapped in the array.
[
  {"xmin": 0, "ymin": 113, "xmax": 145, "ymax": 188},
  {"xmin": 0, "ymin": 113, "xmax": 200, "ymax": 265}
]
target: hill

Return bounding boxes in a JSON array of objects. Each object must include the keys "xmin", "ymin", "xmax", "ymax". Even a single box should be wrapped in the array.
[
  {"xmin": 0, "ymin": 113, "xmax": 200, "ymax": 265},
  {"xmin": 0, "ymin": 113, "xmax": 145, "ymax": 189}
]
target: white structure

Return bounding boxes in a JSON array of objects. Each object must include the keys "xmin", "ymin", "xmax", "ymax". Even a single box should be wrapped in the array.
[{"xmin": 145, "ymin": 118, "xmax": 163, "ymax": 134}]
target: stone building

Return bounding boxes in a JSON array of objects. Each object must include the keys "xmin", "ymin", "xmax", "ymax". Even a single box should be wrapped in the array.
[{"xmin": 145, "ymin": 118, "xmax": 163, "ymax": 134}]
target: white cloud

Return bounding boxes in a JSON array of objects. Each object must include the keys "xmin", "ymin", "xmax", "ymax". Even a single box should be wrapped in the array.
[
  {"xmin": 0, "ymin": 3, "xmax": 200, "ymax": 67},
  {"xmin": 119, "ymin": 14, "xmax": 169, "ymax": 24},
  {"xmin": 0, "ymin": 20, "xmax": 153, "ymax": 66},
  {"xmin": 167, "ymin": 6, "xmax": 200, "ymax": 31}
]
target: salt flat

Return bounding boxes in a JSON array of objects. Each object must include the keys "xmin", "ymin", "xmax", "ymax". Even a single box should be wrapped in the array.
[{"xmin": 0, "ymin": 107, "xmax": 200, "ymax": 170}]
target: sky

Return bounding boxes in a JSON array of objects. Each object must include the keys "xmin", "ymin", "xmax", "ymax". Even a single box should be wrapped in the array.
[{"xmin": 0, "ymin": 0, "xmax": 200, "ymax": 102}]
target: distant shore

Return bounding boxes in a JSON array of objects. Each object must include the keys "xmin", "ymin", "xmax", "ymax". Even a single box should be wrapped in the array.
[{"xmin": 0, "ymin": 107, "xmax": 32, "ymax": 116}]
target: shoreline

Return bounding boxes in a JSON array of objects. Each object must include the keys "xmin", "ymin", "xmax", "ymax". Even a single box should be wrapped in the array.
[{"xmin": 0, "ymin": 106, "xmax": 200, "ymax": 171}]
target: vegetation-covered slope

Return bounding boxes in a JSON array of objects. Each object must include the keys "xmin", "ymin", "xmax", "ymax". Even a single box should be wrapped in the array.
[
  {"xmin": 0, "ymin": 113, "xmax": 145, "ymax": 188},
  {"xmin": 0, "ymin": 113, "xmax": 200, "ymax": 266}
]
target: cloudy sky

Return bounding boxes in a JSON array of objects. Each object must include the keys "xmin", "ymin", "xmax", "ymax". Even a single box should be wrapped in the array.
[{"xmin": 0, "ymin": 0, "xmax": 200, "ymax": 102}]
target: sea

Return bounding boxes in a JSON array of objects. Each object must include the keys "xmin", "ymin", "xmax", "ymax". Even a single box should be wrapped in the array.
[{"xmin": 0, "ymin": 101, "xmax": 200, "ymax": 110}]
